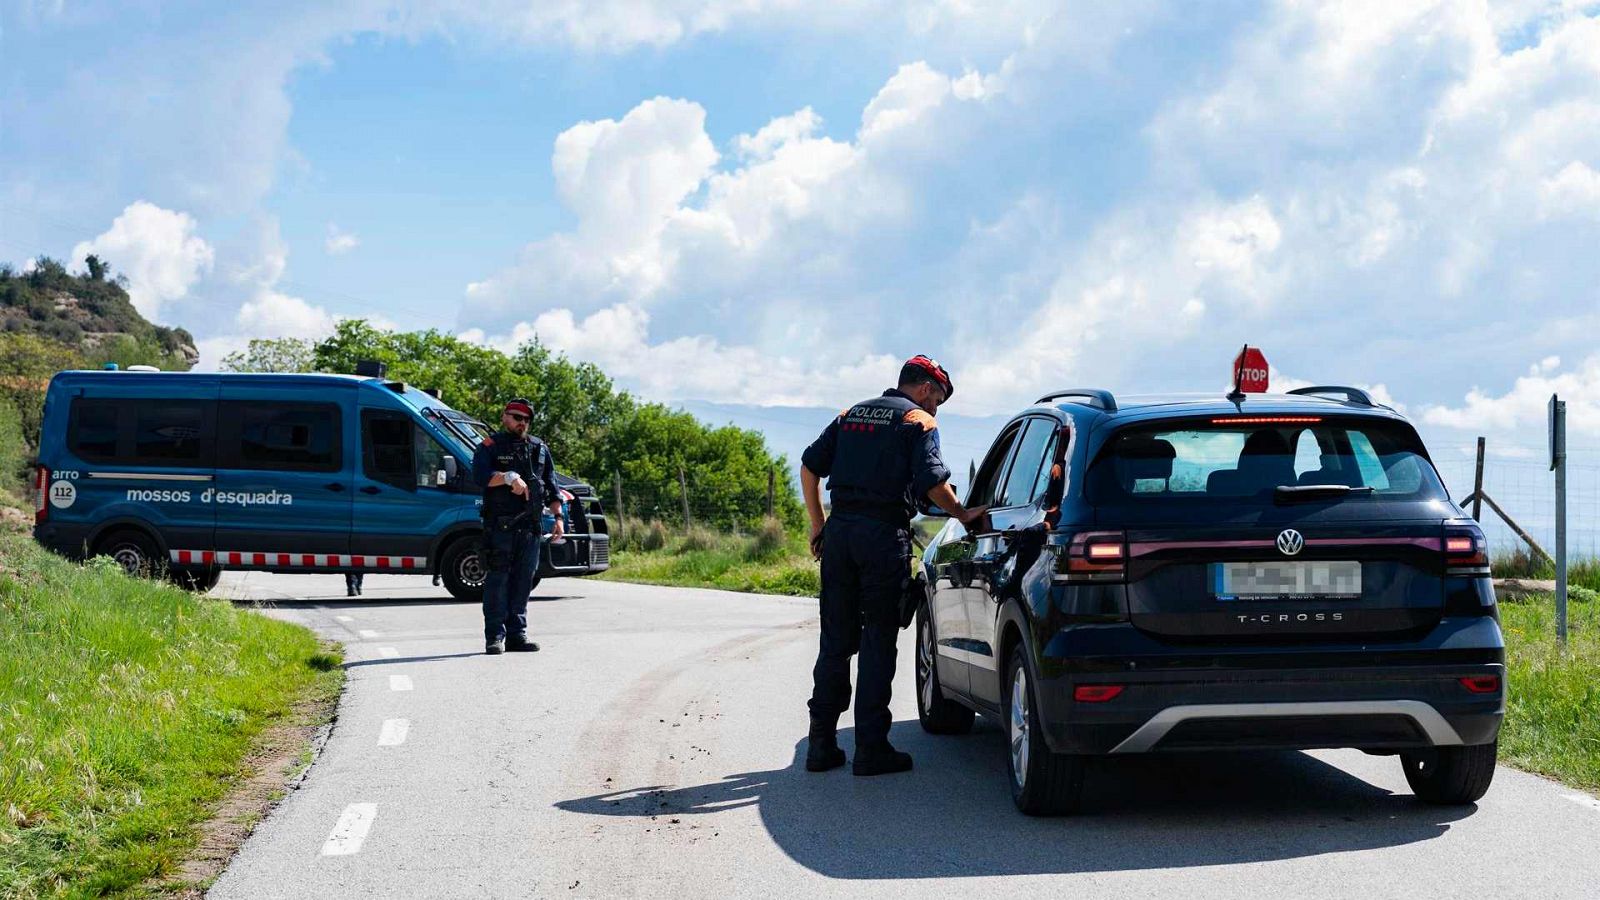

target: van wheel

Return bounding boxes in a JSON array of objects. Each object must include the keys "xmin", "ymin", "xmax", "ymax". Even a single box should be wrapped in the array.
[
  {"xmin": 95, "ymin": 529, "xmax": 160, "ymax": 578},
  {"xmin": 169, "ymin": 567, "xmax": 221, "ymax": 592},
  {"xmin": 440, "ymin": 537, "xmax": 486, "ymax": 603},
  {"xmin": 916, "ymin": 603, "xmax": 974, "ymax": 735},
  {"xmin": 1005, "ymin": 646, "xmax": 1086, "ymax": 816},
  {"xmin": 1402, "ymin": 741, "xmax": 1497, "ymax": 805}
]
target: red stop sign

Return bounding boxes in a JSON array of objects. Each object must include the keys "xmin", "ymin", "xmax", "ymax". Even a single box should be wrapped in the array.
[{"xmin": 1232, "ymin": 346, "xmax": 1269, "ymax": 393}]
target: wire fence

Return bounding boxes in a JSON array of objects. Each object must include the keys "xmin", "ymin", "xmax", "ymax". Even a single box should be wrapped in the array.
[
  {"xmin": 1432, "ymin": 443, "xmax": 1600, "ymax": 559},
  {"xmin": 597, "ymin": 470, "xmax": 798, "ymax": 539}
]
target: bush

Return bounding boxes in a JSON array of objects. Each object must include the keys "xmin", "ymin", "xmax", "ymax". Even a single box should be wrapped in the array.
[
  {"xmin": 679, "ymin": 524, "xmax": 722, "ymax": 553},
  {"xmin": 641, "ymin": 519, "xmax": 670, "ymax": 552},
  {"xmin": 749, "ymin": 517, "xmax": 791, "ymax": 562},
  {"xmin": 0, "ymin": 398, "xmax": 26, "ymax": 499}
]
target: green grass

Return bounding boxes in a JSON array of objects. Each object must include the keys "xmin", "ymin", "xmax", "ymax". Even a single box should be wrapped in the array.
[
  {"xmin": 1493, "ymin": 548, "xmax": 1600, "ymax": 592},
  {"xmin": 599, "ymin": 521, "xmax": 820, "ymax": 596},
  {"xmin": 0, "ymin": 534, "xmax": 343, "ymax": 898},
  {"xmin": 1499, "ymin": 592, "xmax": 1600, "ymax": 794}
]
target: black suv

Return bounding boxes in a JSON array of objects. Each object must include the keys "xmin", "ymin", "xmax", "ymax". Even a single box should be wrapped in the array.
[{"xmin": 917, "ymin": 387, "xmax": 1503, "ymax": 815}]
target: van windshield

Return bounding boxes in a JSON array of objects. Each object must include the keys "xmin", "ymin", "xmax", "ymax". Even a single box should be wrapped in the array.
[
  {"xmin": 429, "ymin": 409, "xmax": 492, "ymax": 449},
  {"xmin": 1087, "ymin": 417, "xmax": 1449, "ymax": 506}
]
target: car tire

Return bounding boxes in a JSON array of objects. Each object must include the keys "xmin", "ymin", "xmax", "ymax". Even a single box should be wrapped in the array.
[
  {"xmin": 1402, "ymin": 741, "xmax": 1497, "ymax": 805},
  {"xmin": 440, "ymin": 537, "xmax": 486, "ymax": 603},
  {"xmin": 95, "ymin": 528, "xmax": 161, "ymax": 578},
  {"xmin": 915, "ymin": 602, "xmax": 974, "ymax": 735},
  {"xmin": 1005, "ymin": 645, "xmax": 1086, "ymax": 816},
  {"xmin": 168, "ymin": 566, "xmax": 221, "ymax": 592}
]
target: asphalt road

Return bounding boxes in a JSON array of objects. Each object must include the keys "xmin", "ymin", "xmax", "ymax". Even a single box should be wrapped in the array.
[{"xmin": 208, "ymin": 571, "xmax": 1600, "ymax": 899}]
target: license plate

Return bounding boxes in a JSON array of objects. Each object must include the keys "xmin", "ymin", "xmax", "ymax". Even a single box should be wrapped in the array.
[{"xmin": 1212, "ymin": 561, "xmax": 1362, "ymax": 601}]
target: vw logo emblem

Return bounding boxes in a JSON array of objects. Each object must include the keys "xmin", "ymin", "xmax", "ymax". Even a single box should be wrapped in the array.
[{"xmin": 1277, "ymin": 529, "xmax": 1305, "ymax": 556}]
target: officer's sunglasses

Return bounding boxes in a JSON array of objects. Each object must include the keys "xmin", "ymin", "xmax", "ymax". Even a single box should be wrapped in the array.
[{"xmin": 506, "ymin": 412, "xmax": 530, "ymax": 423}]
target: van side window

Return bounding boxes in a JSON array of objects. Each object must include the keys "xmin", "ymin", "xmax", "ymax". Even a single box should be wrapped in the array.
[
  {"xmin": 70, "ymin": 399, "xmax": 120, "ymax": 460},
  {"xmin": 134, "ymin": 400, "xmax": 206, "ymax": 462},
  {"xmin": 219, "ymin": 402, "xmax": 341, "ymax": 472},
  {"xmin": 363, "ymin": 410, "xmax": 414, "ymax": 489}
]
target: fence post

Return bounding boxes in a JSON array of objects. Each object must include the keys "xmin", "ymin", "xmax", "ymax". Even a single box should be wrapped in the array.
[
  {"xmin": 678, "ymin": 465, "xmax": 692, "ymax": 531},
  {"xmin": 767, "ymin": 466, "xmax": 776, "ymax": 518},
  {"xmin": 1471, "ymin": 437, "xmax": 1485, "ymax": 522},
  {"xmin": 612, "ymin": 471, "xmax": 624, "ymax": 540},
  {"xmin": 1551, "ymin": 395, "xmax": 1568, "ymax": 645}
]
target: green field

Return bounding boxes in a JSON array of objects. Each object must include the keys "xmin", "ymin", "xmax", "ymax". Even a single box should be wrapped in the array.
[
  {"xmin": 1499, "ymin": 592, "xmax": 1600, "ymax": 793},
  {"xmin": 598, "ymin": 520, "xmax": 820, "ymax": 596},
  {"xmin": 0, "ymin": 534, "xmax": 342, "ymax": 897}
]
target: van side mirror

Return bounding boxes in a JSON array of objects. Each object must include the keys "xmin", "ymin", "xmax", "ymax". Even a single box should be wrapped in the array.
[{"xmin": 443, "ymin": 456, "xmax": 458, "ymax": 486}]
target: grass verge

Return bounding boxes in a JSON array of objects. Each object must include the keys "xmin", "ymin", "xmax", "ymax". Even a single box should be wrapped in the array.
[
  {"xmin": 0, "ymin": 533, "xmax": 343, "ymax": 898},
  {"xmin": 599, "ymin": 521, "xmax": 820, "ymax": 596},
  {"xmin": 1499, "ymin": 592, "xmax": 1600, "ymax": 794}
]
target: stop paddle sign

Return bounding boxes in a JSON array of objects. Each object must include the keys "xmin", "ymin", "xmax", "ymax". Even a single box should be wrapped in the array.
[{"xmin": 1232, "ymin": 346, "xmax": 1269, "ymax": 393}]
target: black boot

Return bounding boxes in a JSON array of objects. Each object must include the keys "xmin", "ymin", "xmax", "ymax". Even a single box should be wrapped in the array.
[
  {"xmin": 853, "ymin": 742, "xmax": 913, "ymax": 776},
  {"xmin": 806, "ymin": 721, "xmax": 846, "ymax": 772}
]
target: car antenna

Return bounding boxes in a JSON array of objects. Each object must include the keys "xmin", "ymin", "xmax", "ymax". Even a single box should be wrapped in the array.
[{"xmin": 1226, "ymin": 343, "xmax": 1249, "ymax": 404}]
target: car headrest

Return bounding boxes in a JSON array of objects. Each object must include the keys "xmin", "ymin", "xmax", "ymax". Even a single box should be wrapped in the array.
[{"xmin": 1118, "ymin": 436, "xmax": 1176, "ymax": 487}]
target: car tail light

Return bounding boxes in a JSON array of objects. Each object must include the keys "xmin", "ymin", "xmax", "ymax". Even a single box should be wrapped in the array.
[
  {"xmin": 1443, "ymin": 522, "xmax": 1489, "ymax": 575},
  {"xmin": 1074, "ymin": 685, "xmax": 1125, "ymax": 702},
  {"xmin": 1459, "ymin": 675, "xmax": 1500, "ymax": 694},
  {"xmin": 1209, "ymin": 416, "xmax": 1322, "ymax": 425},
  {"xmin": 1059, "ymin": 530, "xmax": 1127, "ymax": 583},
  {"xmin": 32, "ymin": 466, "xmax": 49, "ymax": 525}
]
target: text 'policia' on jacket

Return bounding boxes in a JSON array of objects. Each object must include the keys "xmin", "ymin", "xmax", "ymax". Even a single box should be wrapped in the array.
[
  {"xmin": 474, "ymin": 430, "xmax": 559, "ymax": 523},
  {"xmin": 802, "ymin": 389, "xmax": 951, "ymax": 525},
  {"xmin": 29, "ymin": 368, "xmax": 609, "ymax": 602}
]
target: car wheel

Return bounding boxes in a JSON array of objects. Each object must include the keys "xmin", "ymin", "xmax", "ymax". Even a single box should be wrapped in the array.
[
  {"xmin": 440, "ymin": 537, "xmax": 486, "ymax": 603},
  {"xmin": 168, "ymin": 566, "xmax": 221, "ymax": 592},
  {"xmin": 95, "ymin": 529, "xmax": 160, "ymax": 578},
  {"xmin": 916, "ymin": 602, "xmax": 974, "ymax": 735},
  {"xmin": 1005, "ymin": 645, "xmax": 1086, "ymax": 816},
  {"xmin": 1402, "ymin": 741, "xmax": 1497, "ymax": 805}
]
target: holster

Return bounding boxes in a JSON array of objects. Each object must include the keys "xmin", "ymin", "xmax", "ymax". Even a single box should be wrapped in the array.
[{"xmin": 899, "ymin": 571, "xmax": 928, "ymax": 630}]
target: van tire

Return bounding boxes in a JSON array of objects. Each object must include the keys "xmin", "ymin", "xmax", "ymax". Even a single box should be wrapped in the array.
[
  {"xmin": 169, "ymin": 567, "xmax": 222, "ymax": 592},
  {"xmin": 95, "ymin": 528, "xmax": 161, "ymax": 578},
  {"xmin": 440, "ymin": 537, "xmax": 486, "ymax": 603}
]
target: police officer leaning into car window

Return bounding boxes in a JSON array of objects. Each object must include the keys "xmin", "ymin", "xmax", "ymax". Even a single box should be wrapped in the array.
[
  {"xmin": 472, "ymin": 398, "xmax": 563, "ymax": 655},
  {"xmin": 799, "ymin": 356, "xmax": 987, "ymax": 775}
]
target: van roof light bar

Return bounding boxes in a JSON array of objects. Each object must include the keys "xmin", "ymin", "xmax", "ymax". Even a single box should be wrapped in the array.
[
  {"xmin": 1036, "ymin": 388, "xmax": 1118, "ymax": 412},
  {"xmin": 1286, "ymin": 385, "xmax": 1377, "ymax": 407}
]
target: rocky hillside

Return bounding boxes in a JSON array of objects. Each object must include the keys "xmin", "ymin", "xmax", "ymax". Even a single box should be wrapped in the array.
[{"xmin": 1, "ymin": 256, "xmax": 199, "ymax": 367}]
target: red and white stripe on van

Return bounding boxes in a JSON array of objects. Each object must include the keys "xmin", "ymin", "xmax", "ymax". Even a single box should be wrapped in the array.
[{"xmin": 169, "ymin": 550, "xmax": 427, "ymax": 569}]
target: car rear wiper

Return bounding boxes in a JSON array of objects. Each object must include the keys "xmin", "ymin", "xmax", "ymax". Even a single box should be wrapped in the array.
[{"xmin": 1274, "ymin": 484, "xmax": 1376, "ymax": 502}]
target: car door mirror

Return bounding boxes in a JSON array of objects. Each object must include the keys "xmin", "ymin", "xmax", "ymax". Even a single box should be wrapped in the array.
[{"xmin": 443, "ymin": 455, "xmax": 459, "ymax": 485}]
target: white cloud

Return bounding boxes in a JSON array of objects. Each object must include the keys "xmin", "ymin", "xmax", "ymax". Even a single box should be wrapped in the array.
[
  {"xmin": 1540, "ymin": 161, "xmax": 1600, "ymax": 220},
  {"xmin": 70, "ymin": 201, "xmax": 214, "ymax": 321},
  {"xmin": 1422, "ymin": 353, "xmax": 1600, "ymax": 436},
  {"xmin": 324, "ymin": 223, "xmax": 360, "ymax": 255}
]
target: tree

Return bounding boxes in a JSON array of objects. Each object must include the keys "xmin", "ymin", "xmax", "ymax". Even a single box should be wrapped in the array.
[
  {"xmin": 221, "ymin": 337, "xmax": 315, "ymax": 373},
  {"xmin": 84, "ymin": 254, "xmax": 109, "ymax": 281}
]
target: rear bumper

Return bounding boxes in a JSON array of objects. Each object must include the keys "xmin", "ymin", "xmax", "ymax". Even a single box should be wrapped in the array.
[
  {"xmin": 1033, "ymin": 619, "xmax": 1504, "ymax": 755},
  {"xmin": 539, "ymin": 533, "xmax": 610, "ymax": 577}
]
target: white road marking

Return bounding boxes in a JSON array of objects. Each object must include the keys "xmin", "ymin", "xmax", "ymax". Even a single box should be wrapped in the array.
[
  {"xmin": 378, "ymin": 719, "xmax": 410, "ymax": 747},
  {"xmin": 321, "ymin": 803, "xmax": 377, "ymax": 856},
  {"xmin": 389, "ymin": 675, "xmax": 413, "ymax": 692},
  {"xmin": 377, "ymin": 647, "xmax": 400, "ymax": 658},
  {"xmin": 1564, "ymin": 793, "xmax": 1600, "ymax": 813},
  {"xmin": 359, "ymin": 629, "xmax": 380, "ymax": 639},
  {"xmin": 335, "ymin": 615, "xmax": 353, "ymax": 623}
]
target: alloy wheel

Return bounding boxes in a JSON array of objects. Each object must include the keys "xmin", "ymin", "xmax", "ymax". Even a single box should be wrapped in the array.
[
  {"xmin": 918, "ymin": 613, "xmax": 936, "ymax": 712},
  {"xmin": 1010, "ymin": 667, "xmax": 1031, "ymax": 788},
  {"xmin": 458, "ymin": 551, "xmax": 486, "ymax": 588},
  {"xmin": 111, "ymin": 544, "xmax": 145, "ymax": 575}
]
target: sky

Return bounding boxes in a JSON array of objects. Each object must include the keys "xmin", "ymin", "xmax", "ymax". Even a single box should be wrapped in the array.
[{"xmin": 4, "ymin": 0, "xmax": 1600, "ymax": 505}]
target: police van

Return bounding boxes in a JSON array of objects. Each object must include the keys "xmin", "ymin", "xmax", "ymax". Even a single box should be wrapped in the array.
[{"xmin": 29, "ymin": 367, "xmax": 610, "ymax": 600}]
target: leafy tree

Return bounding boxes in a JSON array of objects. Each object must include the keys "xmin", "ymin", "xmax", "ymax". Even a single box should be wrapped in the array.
[
  {"xmin": 0, "ymin": 332, "xmax": 83, "ymax": 451},
  {"xmin": 84, "ymin": 254, "xmax": 109, "ymax": 281},
  {"xmin": 221, "ymin": 337, "xmax": 315, "ymax": 373}
]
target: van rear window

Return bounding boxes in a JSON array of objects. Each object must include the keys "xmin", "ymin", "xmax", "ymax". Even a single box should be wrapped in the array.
[
  {"xmin": 68, "ymin": 398, "xmax": 211, "ymax": 466},
  {"xmin": 1088, "ymin": 418, "xmax": 1448, "ymax": 505}
]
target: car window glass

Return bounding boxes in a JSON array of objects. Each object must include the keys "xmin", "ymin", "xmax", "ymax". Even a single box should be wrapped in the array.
[
  {"xmin": 70, "ymin": 398, "xmax": 120, "ymax": 460},
  {"xmin": 363, "ymin": 411, "xmax": 414, "ymax": 489},
  {"xmin": 133, "ymin": 400, "xmax": 206, "ymax": 463},
  {"xmin": 968, "ymin": 424, "xmax": 1021, "ymax": 507},
  {"xmin": 414, "ymin": 427, "xmax": 451, "ymax": 489},
  {"xmin": 1292, "ymin": 430, "xmax": 1321, "ymax": 477},
  {"xmin": 1030, "ymin": 425, "xmax": 1065, "ymax": 503},
  {"xmin": 225, "ymin": 402, "xmax": 340, "ymax": 472},
  {"xmin": 995, "ymin": 419, "xmax": 1053, "ymax": 508}
]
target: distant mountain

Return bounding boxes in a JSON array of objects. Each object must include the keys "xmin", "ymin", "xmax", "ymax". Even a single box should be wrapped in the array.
[{"xmin": 0, "ymin": 256, "xmax": 198, "ymax": 367}]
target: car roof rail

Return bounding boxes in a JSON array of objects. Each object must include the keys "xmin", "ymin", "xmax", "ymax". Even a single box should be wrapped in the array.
[
  {"xmin": 1036, "ymin": 388, "xmax": 1118, "ymax": 412},
  {"xmin": 1286, "ymin": 385, "xmax": 1378, "ymax": 407}
]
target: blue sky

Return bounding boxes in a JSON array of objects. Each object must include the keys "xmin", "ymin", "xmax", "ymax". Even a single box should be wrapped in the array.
[{"xmin": 4, "ymin": 0, "xmax": 1600, "ymax": 488}]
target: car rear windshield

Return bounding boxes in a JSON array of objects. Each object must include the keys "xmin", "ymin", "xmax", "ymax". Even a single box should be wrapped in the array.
[{"xmin": 1087, "ymin": 417, "xmax": 1449, "ymax": 506}]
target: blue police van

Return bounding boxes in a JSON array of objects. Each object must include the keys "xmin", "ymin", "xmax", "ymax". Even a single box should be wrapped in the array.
[{"xmin": 29, "ymin": 367, "xmax": 610, "ymax": 600}]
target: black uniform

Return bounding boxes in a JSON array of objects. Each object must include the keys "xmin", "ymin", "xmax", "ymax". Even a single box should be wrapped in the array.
[
  {"xmin": 472, "ymin": 430, "xmax": 560, "ymax": 644},
  {"xmin": 801, "ymin": 389, "xmax": 951, "ymax": 751}
]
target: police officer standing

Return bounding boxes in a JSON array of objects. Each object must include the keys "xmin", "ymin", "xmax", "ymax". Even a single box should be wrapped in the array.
[
  {"xmin": 799, "ymin": 356, "xmax": 986, "ymax": 775},
  {"xmin": 473, "ymin": 398, "xmax": 563, "ymax": 655}
]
